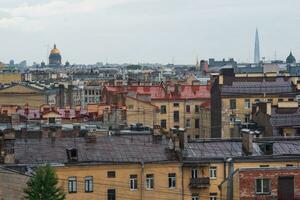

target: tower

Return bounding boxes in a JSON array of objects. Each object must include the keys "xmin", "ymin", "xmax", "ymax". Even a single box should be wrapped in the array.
[{"xmin": 254, "ymin": 29, "xmax": 260, "ymax": 64}]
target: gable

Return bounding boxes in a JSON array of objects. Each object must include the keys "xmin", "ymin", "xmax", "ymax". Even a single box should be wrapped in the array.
[{"xmin": 0, "ymin": 84, "xmax": 43, "ymax": 94}]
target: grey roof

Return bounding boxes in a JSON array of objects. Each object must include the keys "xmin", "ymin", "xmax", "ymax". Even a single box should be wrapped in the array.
[
  {"xmin": 270, "ymin": 108, "xmax": 300, "ymax": 127},
  {"xmin": 221, "ymin": 77, "xmax": 297, "ymax": 95},
  {"xmin": 14, "ymin": 136, "xmax": 177, "ymax": 165},
  {"xmin": 184, "ymin": 139, "xmax": 300, "ymax": 161}
]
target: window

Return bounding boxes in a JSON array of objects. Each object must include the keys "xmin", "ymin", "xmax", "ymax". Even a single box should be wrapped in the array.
[
  {"xmin": 286, "ymin": 164, "xmax": 294, "ymax": 167},
  {"xmin": 195, "ymin": 119, "xmax": 200, "ymax": 129},
  {"xmin": 229, "ymin": 99, "xmax": 236, "ymax": 109},
  {"xmin": 173, "ymin": 111, "xmax": 179, "ymax": 122},
  {"xmin": 107, "ymin": 171, "xmax": 116, "ymax": 178},
  {"xmin": 195, "ymin": 105, "xmax": 199, "ymax": 113},
  {"xmin": 85, "ymin": 90, "xmax": 88, "ymax": 95},
  {"xmin": 107, "ymin": 189, "xmax": 116, "ymax": 200},
  {"xmin": 146, "ymin": 174, "xmax": 154, "ymax": 190},
  {"xmin": 68, "ymin": 176, "xmax": 77, "ymax": 193},
  {"xmin": 255, "ymin": 99, "xmax": 260, "ymax": 103},
  {"xmin": 192, "ymin": 194, "xmax": 199, "ymax": 200},
  {"xmin": 259, "ymin": 165, "xmax": 269, "ymax": 168},
  {"xmin": 210, "ymin": 193, "xmax": 217, "ymax": 200},
  {"xmin": 161, "ymin": 120, "xmax": 167, "ymax": 129},
  {"xmin": 89, "ymin": 90, "xmax": 92, "ymax": 95},
  {"xmin": 244, "ymin": 99, "xmax": 251, "ymax": 109},
  {"xmin": 160, "ymin": 105, "xmax": 167, "ymax": 114},
  {"xmin": 229, "ymin": 114, "xmax": 236, "ymax": 123},
  {"xmin": 209, "ymin": 167, "xmax": 217, "ymax": 179},
  {"xmin": 186, "ymin": 105, "xmax": 190, "ymax": 113},
  {"xmin": 267, "ymin": 99, "xmax": 273, "ymax": 103},
  {"xmin": 256, "ymin": 179, "xmax": 271, "ymax": 194},
  {"xmin": 245, "ymin": 114, "xmax": 251, "ymax": 123},
  {"xmin": 130, "ymin": 175, "xmax": 138, "ymax": 190},
  {"xmin": 191, "ymin": 168, "xmax": 198, "ymax": 179},
  {"xmin": 85, "ymin": 176, "xmax": 93, "ymax": 192},
  {"xmin": 278, "ymin": 98, "xmax": 284, "ymax": 102},
  {"xmin": 168, "ymin": 173, "xmax": 176, "ymax": 189},
  {"xmin": 173, "ymin": 103, "xmax": 179, "ymax": 107},
  {"xmin": 186, "ymin": 119, "xmax": 191, "ymax": 128},
  {"xmin": 128, "ymin": 105, "xmax": 133, "ymax": 109}
]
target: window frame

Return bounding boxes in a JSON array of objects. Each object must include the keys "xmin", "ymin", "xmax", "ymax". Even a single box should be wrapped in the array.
[
  {"xmin": 244, "ymin": 99, "xmax": 251, "ymax": 109},
  {"xmin": 229, "ymin": 99, "xmax": 236, "ymax": 109},
  {"xmin": 191, "ymin": 168, "xmax": 198, "ymax": 179},
  {"xmin": 85, "ymin": 176, "xmax": 93, "ymax": 193},
  {"xmin": 209, "ymin": 167, "xmax": 217, "ymax": 179},
  {"xmin": 160, "ymin": 105, "xmax": 167, "ymax": 114},
  {"xmin": 146, "ymin": 174, "xmax": 154, "ymax": 190},
  {"xmin": 130, "ymin": 175, "xmax": 138, "ymax": 191},
  {"xmin": 107, "ymin": 188, "xmax": 116, "ymax": 200},
  {"xmin": 68, "ymin": 176, "xmax": 77, "ymax": 193},
  {"xmin": 186, "ymin": 105, "xmax": 191, "ymax": 113},
  {"xmin": 160, "ymin": 119, "xmax": 167, "ymax": 129},
  {"xmin": 107, "ymin": 171, "xmax": 116, "ymax": 178},
  {"xmin": 255, "ymin": 178, "xmax": 271, "ymax": 195},
  {"xmin": 168, "ymin": 173, "xmax": 176, "ymax": 189}
]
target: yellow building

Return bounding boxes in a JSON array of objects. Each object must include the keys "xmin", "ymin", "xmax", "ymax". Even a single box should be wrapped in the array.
[
  {"xmin": 125, "ymin": 96, "xmax": 158, "ymax": 127},
  {"xmin": 211, "ymin": 69, "xmax": 300, "ymax": 138},
  {"xmin": 8, "ymin": 131, "xmax": 300, "ymax": 200},
  {"xmin": 104, "ymin": 84, "xmax": 210, "ymax": 139},
  {"xmin": 0, "ymin": 71, "xmax": 21, "ymax": 84},
  {"xmin": 0, "ymin": 83, "xmax": 47, "ymax": 108}
]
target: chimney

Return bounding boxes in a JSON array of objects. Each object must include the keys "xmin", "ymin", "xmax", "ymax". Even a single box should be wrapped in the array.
[
  {"xmin": 67, "ymin": 85, "xmax": 74, "ymax": 108},
  {"xmin": 170, "ymin": 128, "xmax": 186, "ymax": 152},
  {"xmin": 66, "ymin": 148, "xmax": 78, "ymax": 162},
  {"xmin": 174, "ymin": 84, "xmax": 181, "ymax": 95},
  {"xmin": 58, "ymin": 84, "xmax": 65, "ymax": 109},
  {"xmin": 242, "ymin": 129, "xmax": 253, "ymax": 156}
]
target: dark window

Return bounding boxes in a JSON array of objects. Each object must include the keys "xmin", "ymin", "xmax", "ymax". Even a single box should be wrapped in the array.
[
  {"xmin": 68, "ymin": 176, "xmax": 77, "ymax": 193},
  {"xmin": 195, "ymin": 119, "xmax": 200, "ymax": 129},
  {"xmin": 173, "ymin": 103, "xmax": 179, "ymax": 107},
  {"xmin": 230, "ymin": 99, "xmax": 236, "ymax": 109},
  {"xmin": 192, "ymin": 193, "xmax": 199, "ymax": 200},
  {"xmin": 288, "ymin": 98, "xmax": 294, "ymax": 102},
  {"xmin": 160, "ymin": 105, "xmax": 167, "ymax": 114},
  {"xmin": 278, "ymin": 98, "xmax": 284, "ymax": 102},
  {"xmin": 256, "ymin": 179, "xmax": 271, "ymax": 194},
  {"xmin": 245, "ymin": 114, "xmax": 250, "ymax": 123},
  {"xmin": 191, "ymin": 168, "xmax": 198, "ymax": 179},
  {"xmin": 286, "ymin": 164, "xmax": 294, "ymax": 167},
  {"xmin": 49, "ymin": 117, "xmax": 55, "ymax": 124},
  {"xmin": 146, "ymin": 174, "xmax": 154, "ymax": 189},
  {"xmin": 130, "ymin": 175, "xmax": 138, "ymax": 190},
  {"xmin": 195, "ymin": 105, "xmax": 199, "ymax": 113},
  {"xmin": 85, "ymin": 90, "xmax": 88, "ymax": 95},
  {"xmin": 168, "ymin": 173, "xmax": 176, "ymax": 188},
  {"xmin": 186, "ymin": 105, "xmax": 190, "ymax": 113},
  {"xmin": 85, "ymin": 176, "xmax": 93, "ymax": 192},
  {"xmin": 107, "ymin": 189, "xmax": 116, "ymax": 200},
  {"xmin": 107, "ymin": 171, "xmax": 116, "ymax": 178},
  {"xmin": 173, "ymin": 111, "xmax": 179, "ymax": 122},
  {"xmin": 161, "ymin": 120, "xmax": 167, "ymax": 129},
  {"xmin": 259, "ymin": 165, "xmax": 269, "ymax": 168}
]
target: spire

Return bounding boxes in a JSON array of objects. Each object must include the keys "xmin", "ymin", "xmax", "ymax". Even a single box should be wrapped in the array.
[
  {"xmin": 254, "ymin": 28, "xmax": 260, "ymax": 63},
  {"xmin": 54, "ymin": 44, "xmax": 57, "ymax": 49}
]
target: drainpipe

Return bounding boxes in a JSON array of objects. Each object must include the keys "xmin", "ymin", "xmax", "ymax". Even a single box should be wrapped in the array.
[
  {"xmin": 226, "ymin": 158, "xmax": 234, "ymax": 200},
  {"xmin": 180, "ymin": 163, "xmax": 184, "ymax": 200},
  {"xmin": 141, "ymin": 161, "xmax": 144, "ymax": 200}
]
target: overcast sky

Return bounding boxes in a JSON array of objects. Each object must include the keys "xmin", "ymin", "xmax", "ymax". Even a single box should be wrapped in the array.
[{"xmin": 0, "ymin": 0, "xmax": 300, "ymax": 65}]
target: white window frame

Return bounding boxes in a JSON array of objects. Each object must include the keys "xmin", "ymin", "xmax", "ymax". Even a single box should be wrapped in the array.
[
  {"xmin": 244, "ymin": 99, "xmax": 251, "ymax": 109},
  {"xmin": 209, "ymin": 167, "xmax": 217, "ymax": 179},
  {"xmin": 85, "ymin": 176, "xmax": 93, "ymax": 192},
  {"xmin": 255, "ymin": 178, "xmax": 271, "ymax": 194},
  {"xmin": 192, "ymin": 194, "xmax": 199, "ymax": 200},
  {"xmin": 68, "ymin": 176, "xmax": 77, "ymax": 193},
  {"xmin": 130, "ymin": 175, "xmax": 138, "ymax": 191},
  {"xmin": 168, "ymin": 173, "xmax": 176, "ymax": 189},
  {"xmin": 210, "ymin": 194, "xmax": 217, "ymax": 200},
  {"xmin": 146, "ymin": 174, "xmax": 154, "ymax": 190},
  {"xmin": 191, "ymin": 168, "xmax": 198, "ymax": 179}
]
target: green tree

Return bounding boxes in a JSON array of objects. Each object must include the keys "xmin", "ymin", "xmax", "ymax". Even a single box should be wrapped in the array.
[{"xmin": 24, "ymin": 164, "xmax": 65, "ymax": 200}]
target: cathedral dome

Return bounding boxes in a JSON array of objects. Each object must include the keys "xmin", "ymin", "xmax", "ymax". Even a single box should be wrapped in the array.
[
  {"xmin": 49, "ymin": 44, "xmax": 62, "ymax": 66},
  {"xmin": 50, "ymin": 44, "xmax": 61, "ymax": 55},
  {"xmin": 286, "ymin": 51, "xmax": 296, "ymax": 64}
]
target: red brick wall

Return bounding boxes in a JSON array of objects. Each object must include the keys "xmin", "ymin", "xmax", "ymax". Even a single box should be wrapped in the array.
[{"xmin": 239, "ymin": 168, "xmax": 300, "ymax": 200}]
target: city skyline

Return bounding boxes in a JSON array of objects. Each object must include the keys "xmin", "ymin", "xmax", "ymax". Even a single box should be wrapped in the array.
[{"xmin": 0, "ymin": 0, "xmax": 300, "ymax": 64}]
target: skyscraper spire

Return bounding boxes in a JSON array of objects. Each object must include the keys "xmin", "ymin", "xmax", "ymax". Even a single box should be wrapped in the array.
[{"xmin": 254, "ymin": 28, "xmax": 260, "ymax": 63}]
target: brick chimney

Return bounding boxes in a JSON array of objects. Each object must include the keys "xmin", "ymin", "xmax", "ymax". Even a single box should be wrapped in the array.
[{"xmin": 242, "ymin": 130, "xmax": 253, "ymax": 156}]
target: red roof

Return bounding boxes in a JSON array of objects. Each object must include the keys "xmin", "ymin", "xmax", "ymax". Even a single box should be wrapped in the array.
[{"xmin": 104, "ymin": 84, "xmax": 210, "ymax": 100}]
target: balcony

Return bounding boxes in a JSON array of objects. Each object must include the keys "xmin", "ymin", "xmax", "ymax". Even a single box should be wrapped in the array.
[{"xmin": 189, "ymin": 177, "xmax": 210, "ymax": 188}]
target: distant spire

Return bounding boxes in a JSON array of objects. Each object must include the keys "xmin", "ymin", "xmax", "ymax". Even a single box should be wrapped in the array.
[
  {"xmin": 254, "ymin": 28, "xmax": 260, "ymax": 63},
  {"xmin": 54, "ymin": 44, "xmax": 57, "ymax": 49}
]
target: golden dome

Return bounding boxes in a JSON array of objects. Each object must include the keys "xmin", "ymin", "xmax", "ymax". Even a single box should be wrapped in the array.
[{"xmin": 50, "ymin": 44, "xmax": 61, "ymax": 55}]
